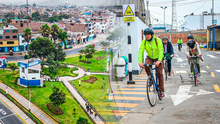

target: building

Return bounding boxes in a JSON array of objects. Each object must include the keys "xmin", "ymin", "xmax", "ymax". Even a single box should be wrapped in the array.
[
  {"xmin": 0, "ymin": 25, "xmax": 19, "ymax": 52},
  {"xmin": 184, "ymin": 12, "xmax": 220, "ymax": 30},
  {"xmin": 18, "ymin": 60, "xmax": 41, "ymax": 86}
]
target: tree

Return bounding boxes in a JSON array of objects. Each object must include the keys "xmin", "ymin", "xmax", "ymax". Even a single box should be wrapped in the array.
[
  {"xmin": 48, "ymin": 15, "xmax": 59, "ymax": 23},
  {"xmin": 51, "ymin": 24, "xmax": 60, "ymax": 43},
  {"xmin": 23, "ymin": 28, "xmax": 32, "ymax": 51},
  {"xmin": 49, "ymin": 65, "xmax": 58, "ymax": 76},
  {"xmin": 32, "ymin": 11, "xmax": 41, "ymax": 21},
  {"xmin": 78, "ymin": 45, "xmax": 96, "ymax": 63},
  {"xmin": 77, "ymin": 117, "xmax": 89, "ymax": 124},
  {"xmin": 58, "ymin": 29, "xmax": 68, "ymax": 48},
  {"xmin": 49, "ymin": 87, "xmax": 66, "ymax": 108},
  {"xmin": 54, "ymin": 43, "xmax": 66, "ymax": 62},
  {"xmin": 28, "ymin": 37, "xmax": 56, "ymax": 70},
  {"xmin": 99, "ymin": 41, "xmax": 109, "ymax": 53},
  {"xmin": 9, "ymin": 63, "xmax": 18, "ymax": 74},
  {"xmin": 40, "ymin": 24, "xmax": 51, "ymax": 37}
]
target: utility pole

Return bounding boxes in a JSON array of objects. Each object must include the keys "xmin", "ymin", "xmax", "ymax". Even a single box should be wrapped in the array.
[
  {"xmin": 26, "ymin": 0, "xmax": 29, "ymax": 28},
  {"xmin": 146, "ymin": 0, "xmax": 149, "ymax": 11},
  {"xmin": 212, "ymin": 0, "xmax": 214, "ymax": 24},
  {"xmin": 161, "ymin": 6, "xmax": 167, "ymax": 29}
]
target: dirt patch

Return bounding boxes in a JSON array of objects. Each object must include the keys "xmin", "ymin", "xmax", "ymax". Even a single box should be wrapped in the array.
[
  {"xmin": 82, "ymin": 76, "xmax": 97, "ymax": 84},
  {"xmin": 47, "ymin": 103, "xmax": 64, "ymax": 115},
  {"xmin": 96, "ymin": 56, "xmax": 105, "ymax": 60}
]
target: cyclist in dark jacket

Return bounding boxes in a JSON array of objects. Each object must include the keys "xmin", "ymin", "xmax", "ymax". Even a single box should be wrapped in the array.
[{"xmin": 162, "ymin": 37, "xmax": 174, "ymax": 76}]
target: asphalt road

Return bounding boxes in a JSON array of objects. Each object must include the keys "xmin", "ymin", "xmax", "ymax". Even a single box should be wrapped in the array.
[
  {"xmin": 0, "ymin": 101, "xmax": 24, "ymax": 124},
  {"xmin": 117, "ymin": 44, "xmax": 220, "ymax": 124},
  {"xmin": 5, "ymin": 34, "xmax": 106, "ymax": 62}
]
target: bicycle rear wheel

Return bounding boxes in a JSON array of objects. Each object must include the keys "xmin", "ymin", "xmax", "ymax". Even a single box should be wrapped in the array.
[
  {"xmin": 165, "ymin": 61, "xmax": 168, "ymax": 81},
  {"xmin": 193, "ymin": 65, "xmax": 198, "ymax": 86},
  {"xmin": 146, "ymin": 75, "xmax": 157, "ymax": 107}
]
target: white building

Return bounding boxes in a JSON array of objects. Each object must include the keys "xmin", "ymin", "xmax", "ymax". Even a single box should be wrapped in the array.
[
  {"xmin": 18, "ymin": 60, "xmax": 41, "ymax": 86},
  {"xmin": 184, "ymin": 12, "xmax": 220, "ymax": 30}
]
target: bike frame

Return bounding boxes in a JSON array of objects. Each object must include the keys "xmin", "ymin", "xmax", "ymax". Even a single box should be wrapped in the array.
[{"xmin": 147, "ymin": 64, "xmax": 159, "ymax": 91}]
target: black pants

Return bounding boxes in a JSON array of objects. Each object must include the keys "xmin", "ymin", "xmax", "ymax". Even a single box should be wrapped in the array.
[{"xmin": 168, "ymin": 59, "xmax": 172, "ymax": 73}]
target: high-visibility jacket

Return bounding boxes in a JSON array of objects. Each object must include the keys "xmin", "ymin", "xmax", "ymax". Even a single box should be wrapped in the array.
[
  {"xmin": 138, "ymin": 35, "xmax": 164, "ymax": 63},
  {"xmin": 177, "ymin": 39, "xmax": 183, "ymax": 44}
]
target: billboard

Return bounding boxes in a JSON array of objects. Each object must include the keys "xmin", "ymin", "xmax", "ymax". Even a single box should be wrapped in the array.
[{"xmin": 0, "ymin": 56, "xmax": 7, "ymax": 68}]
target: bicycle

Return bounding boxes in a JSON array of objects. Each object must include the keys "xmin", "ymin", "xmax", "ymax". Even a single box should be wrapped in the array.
[
  {"xmin": 178, "ymin": 43, "xmax": 182, "ymax": 51},
  {"xmin": 190, "ymin": 55, "xmax": 200, "ymax": 86},
  {"xmin": 163, "ymin": 53, "xmax": 171, "ymax": 81},
  {"xmin": 143, "ymin": 63, "xmax": 162, "ymax": 107}
]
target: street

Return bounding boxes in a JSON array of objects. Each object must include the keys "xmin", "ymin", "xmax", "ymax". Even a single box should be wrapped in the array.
[
  {"xmin": 0, "ymin": 101, "xmax": 24, "ymax": 124},
  {"xmin": 110, "ymin": 45, "xmax": 220, "ymax": 124}
]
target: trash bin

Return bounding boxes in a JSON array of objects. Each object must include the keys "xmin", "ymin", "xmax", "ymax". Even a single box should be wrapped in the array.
[
  {"xmin": 115, "ymin": 57, "xmax": 128, "ymax": 78},
  {"xmin": 215, "ymin": 42, "xmax": 220, "ymax": 50}
]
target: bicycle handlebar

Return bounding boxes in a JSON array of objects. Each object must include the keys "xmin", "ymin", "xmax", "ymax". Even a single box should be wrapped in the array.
[{"xmin": 143, "ymin": 62, "xmax": 162, "ymax": 67}]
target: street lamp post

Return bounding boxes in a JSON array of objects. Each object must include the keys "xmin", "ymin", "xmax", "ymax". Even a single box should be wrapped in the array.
[
  {"xmin": 55, "ymin": 44, "xmax": 58, "ymax": 81},
  {"xmin": 161, "ymin": 6, "xmax": 167, "ymax": 29}
]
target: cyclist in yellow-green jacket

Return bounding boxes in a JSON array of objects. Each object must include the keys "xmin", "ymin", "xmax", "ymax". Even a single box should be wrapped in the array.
[
  {"xmin": 138, "ymin": 28, "xmax": 165, "ymax": 99},
  {"xmin": 177, "ymin": 38, "xmax": 183, "ymax": 51}
]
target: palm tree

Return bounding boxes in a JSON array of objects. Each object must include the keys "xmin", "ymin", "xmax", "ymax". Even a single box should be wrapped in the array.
[
  {"xmin": 23, "ymin": 28, "xmax": 32, "ymax": 51},
  {"xmin": 51, "ymin": 24, "xmax": 60, "ymax": 43},
  {"xmin": 58, "ymin": 29, "xmax": 68, "ymax": 48},
  {"xmin": 40, "ymin": 24, "xmax": 51, "ymax": 37}
]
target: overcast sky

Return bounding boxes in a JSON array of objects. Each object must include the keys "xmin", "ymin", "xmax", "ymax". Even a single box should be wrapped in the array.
[{"xmin": 1, "ymin": 0, "xmax": 220, "ymax": 25}]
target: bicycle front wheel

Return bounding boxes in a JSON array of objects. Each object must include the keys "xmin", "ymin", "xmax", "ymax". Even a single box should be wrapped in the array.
[{"xmin": 146, "ymin": 75, "xmax": 157, "ymax": 107}]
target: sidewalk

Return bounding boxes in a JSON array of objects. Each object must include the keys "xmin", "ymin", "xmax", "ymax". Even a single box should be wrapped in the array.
[
  {"xmin": 0, "ymin": 83, "xmax": 58, "ymax": 124},
  {"xmin": 0, "ymin": 94, "xmax": 35, "ymax": 124},
  {"xmin": 59, "ymin": 65, "xmax": 105, "ymax": 124}
]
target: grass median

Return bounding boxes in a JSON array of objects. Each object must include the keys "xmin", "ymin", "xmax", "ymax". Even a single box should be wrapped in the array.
[
  {"xmin": 0, "ymin": 70, "xmax": 92, "ymax": 124},
  {"xmin": 71, "ymin": 75, "xmax": 117, "ymax": 122},
  {"xmin": 43, "ymin": 67, "xmax": 78, "ymax": 79}
]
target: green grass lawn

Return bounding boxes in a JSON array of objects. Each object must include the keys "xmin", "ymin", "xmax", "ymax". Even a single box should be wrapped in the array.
[
  {"xmin": 63, "ymin": 51, "xmax": 111, "ymax": 73},
  {"xmin": 0, "ymin": 70, "xmax": 92, "ymax": 124},
  {"xmin": 71, "ymin": 75, "xmax": 117, "ymax": 122},
  {"xmin": 43, "ymin": 67, "xmax": 78, "ymax": 79}
]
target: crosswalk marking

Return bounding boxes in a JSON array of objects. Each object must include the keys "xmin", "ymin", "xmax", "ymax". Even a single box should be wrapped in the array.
[
  {"xmin": 113, "ymin": 96, "xmax": 146, "ymax": 100},
  {"xmin": 215, "ymin": 70, "xmax": 220, "ymax": 72},
  {"xmin": 119, "ymin": 88, "xmax": 146, "ymax": 91},
  {"xmin": 201, "ymin": 70, "xmax": 207, "ymax": 73},
  {"xmin": 124, "ymin": 85, "xmax": 146, "ymax": 87},
  {"xmin": 206, "ymin": 66, "xmax": 210, "ymax": 69},
  {"xmin": 213, "ymin": 85, "xmax": 220, "ymax": 92},
  {"xmin": 211, "ymin": 72, "xmax": 215, "ymax": 77},
  {"xmin": 114, "ymin": 91, "xmax": 147, "ymax": 95}
]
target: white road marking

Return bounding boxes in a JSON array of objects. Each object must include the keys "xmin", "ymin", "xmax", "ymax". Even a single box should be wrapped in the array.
[
  {"xmin": 176, "ymin": 58, "xmax": 184, "ymax": 62},
  {"xmin": 0, "ymin": 109, "xmax": 6, "ymax": 115},
  {"xmin": 201, "ymin": 70, "xmax": 207, "ymax": 73},
  {"xmin": 196, "ymin": 89, "xmax": 214, "ymax": 96},
  {"xmin": 175, "ymin": 70, "xmax": 187, "ymax": 74},
  {"xmin": 207, "ymin": 54, "xmax": 217, "ymax": 58},
  {"xmin": 170, "ymin": 85, "xmax": 193, "ymax": 106},
  {"xmin": 215, "ymin": 70, "xmax": 220, "ymax": 72}
]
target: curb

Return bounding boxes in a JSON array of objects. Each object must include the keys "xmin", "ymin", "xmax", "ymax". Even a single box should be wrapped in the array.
[{"xmin": 16, "ymin": 113, "xmax": 27, "ymax": 124}]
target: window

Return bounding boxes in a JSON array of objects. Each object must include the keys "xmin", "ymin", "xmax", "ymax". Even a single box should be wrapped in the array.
[
  {"xmin": 32, "ymin": 77, "xmax": 36, "ymax": 79},
  {"xmin": 21, "ymin": 23, "xmax": 23, "ymax": 27},
  {"xmin": 22, "ymin": 40, "xmax": 26, "ymax": 43},
  {"xmin": 22, "ymin": 76, "xmax": 25, "ymax": 78},
  {"xmin": 28, "ymin": 69, "xmax": 39, "ymax": 74},
  {"xmin": 16, "ymin": 21, "xmax": 18, "ymax": 23},
  {"xmin": 0, "ymin": 36, "xmax": 2, "ymax": 39},
  {"xmin": 5, "ymin": 30, "xmax": 10, "ymax": 33},
  {"xmin": 0, "ymin": 42, "xmax": 2, "ymax": 45},
  {"xmin": 7, "ymin": 41, "xmax": 14, "ymax": 44},
  {"xmin": 12, "ymin": 30, "xmax": 17, "ymax": 33},
  {"xmin": 13, "ymin": 35, "xmax": 17, "ymax": 39},
  {"xmin": 22, "ymin": 68, "xmax": 25, "ymax": 73},
  {"xmin": 5, "ymin": 36, "xmax": 10, "ymax": 39}
]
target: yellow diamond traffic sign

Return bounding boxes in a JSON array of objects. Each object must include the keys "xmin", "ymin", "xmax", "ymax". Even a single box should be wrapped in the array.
[{"xmin": 124, "ymin": 5, "xmax": 134, "ymax": 16}]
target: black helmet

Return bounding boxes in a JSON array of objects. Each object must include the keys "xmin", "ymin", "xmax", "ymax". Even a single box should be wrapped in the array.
[
  {"xmin": 162, "ymin": 37, "xmax": 168, "ymax": 40},
  {"xmin": 143, "ymin": 28, "xmax": 154, "ymax": 35},
  {"xmin": 179, "ymin": 38, "xmax": 181, "ymax": 39},
  {"xmin": 187, "ymin": 35, "xmax": 194, "ymax": 39}
]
